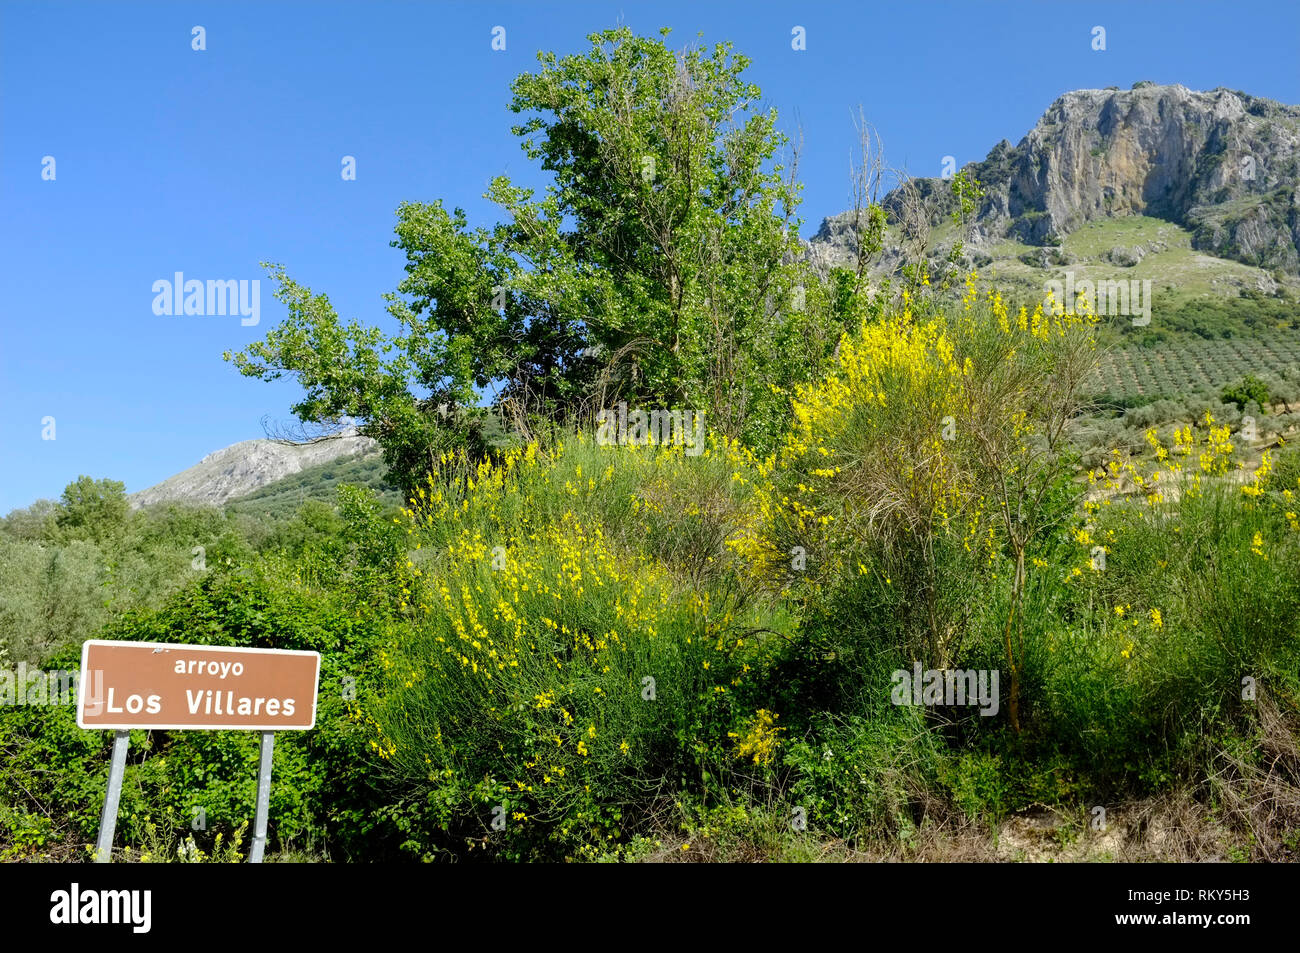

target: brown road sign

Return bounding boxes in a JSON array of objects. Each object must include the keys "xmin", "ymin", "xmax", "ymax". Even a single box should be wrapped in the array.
[{"xmin": 77, "ymin": 640, "xmax": 321, "ymax": 731}]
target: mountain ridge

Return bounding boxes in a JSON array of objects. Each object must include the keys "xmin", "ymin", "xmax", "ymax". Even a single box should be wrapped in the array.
[
  {"xmin": 129, "ymin": 429, "xmax": 380, "ymax": 508},
  {"xmin": 808, "ymin": 83, "xmax": 1300, "ymax": 279}
]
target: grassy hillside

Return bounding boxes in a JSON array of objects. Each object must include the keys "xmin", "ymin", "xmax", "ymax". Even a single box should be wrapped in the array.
[
  {"xmin": 862, "ymin": 216, "xmax": 1299, "ymax": 348},
  {"xmin": 954, "ymin": 215, "xmax": 1300, "ymax": 461},
  {"xmin": 224, "ymin": 451, "xmax": 399, "ymax": 520}
]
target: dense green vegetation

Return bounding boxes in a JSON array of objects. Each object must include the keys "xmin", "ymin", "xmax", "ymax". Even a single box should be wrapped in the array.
[
  {"xmin": 227, "ymin": 452, "xmax": 399, "ymax": 522},
  {"xmin": 6, "ymin": 346, "xmax": 1299, "ymax": 862},
  {"xmin": 3, "ymin": 28, "xmax": 1298, "ymax": 863}
]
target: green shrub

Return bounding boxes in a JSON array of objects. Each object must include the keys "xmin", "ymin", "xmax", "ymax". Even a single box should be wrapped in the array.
[
  {"xmin": 1222, "ymin": 374, "xmax": 1270, "ymax": 412},
  {"xmin": 783, "ymin": 705, "xmax": 946, "ymax": 843}
]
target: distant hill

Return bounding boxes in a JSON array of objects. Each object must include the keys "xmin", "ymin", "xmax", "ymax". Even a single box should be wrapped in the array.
[
  {"xmin": 130, "ymin": 429, "xmax": 382, "ymax": 508},
  {"xmin": 225, "ymin": 451, "xmax": 401, "ymax": 520}
]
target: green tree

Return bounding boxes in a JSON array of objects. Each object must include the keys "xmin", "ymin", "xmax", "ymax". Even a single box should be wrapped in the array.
[
  {"xmin": 485, "ymin": 26, "xmax": 807, "ymax": 442},
  {"xmin": 1, "ymin": 500, "xmax": 58, "ymax": 541},
  {"xmin": 224, "ymin": 265, "xmax": 483, "ymax": 501},
  {"xmin": 54, "ymin": 476, "xmax": 128, "ymax": 542},
  {"xmin": 1221, "ymin": 374, "xmax": 1269, "ymax": 412},
  {"xmin": 944, "ymin": 169, "xmax": 985, "ymax": 279}
]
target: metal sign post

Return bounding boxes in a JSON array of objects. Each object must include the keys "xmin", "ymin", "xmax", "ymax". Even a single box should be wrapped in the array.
[
  {"xmin": 249, "ymin": 731, "xmax": 274, "ymax": 864},
  {"xmin": 94, "ymin": 730, "xmax": 129, "ymax": 863}
]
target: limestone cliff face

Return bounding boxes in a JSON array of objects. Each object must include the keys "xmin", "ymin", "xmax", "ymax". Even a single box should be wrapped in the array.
[
  {"xmin": 130, "ymin": 430, "xmax": 379, "ymax": 508},
  {"xmin": 810, "ymin": 84, "xmax": 1300, "ymax": 274}
]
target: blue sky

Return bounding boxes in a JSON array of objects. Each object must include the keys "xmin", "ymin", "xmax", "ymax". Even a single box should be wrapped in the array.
[{"xmin": 3, "ymin": 0, "xmax": 1298, "ymax": 513}]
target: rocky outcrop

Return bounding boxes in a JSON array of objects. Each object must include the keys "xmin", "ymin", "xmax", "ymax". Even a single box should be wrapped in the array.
[
  {"xmin": 130, "ymin": 429, "xmax": 379, "ymax": 508},
  {"xmin": 809, "ymin": 84, "xmax": 1300, "ymax": 275}
]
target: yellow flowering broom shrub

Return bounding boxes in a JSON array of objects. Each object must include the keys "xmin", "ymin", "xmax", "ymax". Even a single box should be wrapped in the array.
[
  {"xmin": 731, "ymin": 277, "xmax": 1099, "ymax": 728},
  {"xmin": 367, "ymin": 434, "xmax": 793, "ymax": 859},
  {"xmin": 1046, "ymin": 409, "xmax": 1300, "ymax": 784}
]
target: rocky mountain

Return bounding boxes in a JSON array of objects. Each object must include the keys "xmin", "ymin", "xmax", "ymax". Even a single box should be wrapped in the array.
[
  {"xmin": 808, "ymin": 83, "xmax": 1300, "ymax": 277},
  {"xmin": 130, "ymin": 429, "xmax": 380, "ymax": 508}
]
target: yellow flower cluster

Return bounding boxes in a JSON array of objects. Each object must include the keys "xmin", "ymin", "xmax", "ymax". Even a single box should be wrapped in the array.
[
  {"xmin": 1096, "ymin": 416, "xmax": 1240, "ymax": 506},
  {"xmin": 728, "ymin": 709, "xmax": 783, "ymax": 765},
  {"xmin": 733, "ymin": 275, "xmax": 1094, "ymax": 589},
  {"xmin": 1242, "ymin": 450, "xmax": 1272, "ymax": 499},
  {"xmin": 371, "ymin": 431, "xmax": 773, "ymax": 832}
]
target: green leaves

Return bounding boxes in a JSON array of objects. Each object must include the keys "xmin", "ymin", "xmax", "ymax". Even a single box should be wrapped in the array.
[
  {"xmin": 495, "ymin": 26, "xmax": 808, "ymax": 431},
  {"xmin": 1220, "ymin": 374, "xmax": 1270, "ymax": 412},
  {"xmin": 55, "ymin": 476, "xmax": 128, "ymax": 542},
  {"xmin": 225, "ymin": 263, "xmax": 395, "ymax": 423}
]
